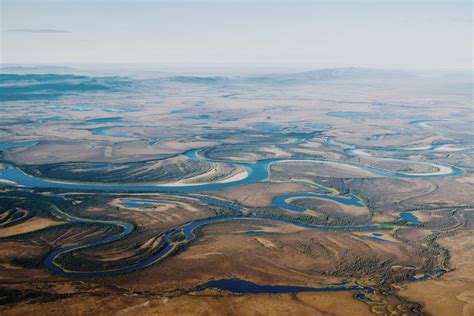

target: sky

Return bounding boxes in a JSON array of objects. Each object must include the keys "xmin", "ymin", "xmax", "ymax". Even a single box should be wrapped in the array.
[{"xmin": 1, "ymin": 0, "xmax": 472, "ymax": 69}]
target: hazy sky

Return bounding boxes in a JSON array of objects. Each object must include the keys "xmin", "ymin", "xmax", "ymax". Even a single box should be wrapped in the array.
[{"xmin": 1, "ymin": 0, "xmax": 472, "ymax": 69}]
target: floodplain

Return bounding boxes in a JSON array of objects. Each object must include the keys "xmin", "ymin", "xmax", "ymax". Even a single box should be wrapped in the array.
[{"xmin": 0, "ymin": 67, "xmax": 472, "ymax": 315}]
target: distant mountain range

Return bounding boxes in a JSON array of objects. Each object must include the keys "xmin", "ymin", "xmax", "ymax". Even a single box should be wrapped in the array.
[
  {"xmin": 0, "ymin": 73, "xmax": 131, "ymax": 101},
  {"xmin": 0, "ymin": 66, "xmax": 413, "ymax": 85},
  {"xmin": 0, "ymin": 65, "xmax": 77, "ymax": 74},
  {"xmin": 164, "ymin": 67, "xmax": 413, "ymax": 86}
]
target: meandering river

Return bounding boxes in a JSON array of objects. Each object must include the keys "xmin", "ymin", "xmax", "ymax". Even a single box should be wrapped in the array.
[{"xmin": 0, "ymin": 140, "xmax": 461, "ymax": 284}]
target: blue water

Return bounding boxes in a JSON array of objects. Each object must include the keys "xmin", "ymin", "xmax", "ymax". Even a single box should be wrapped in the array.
[
  {"xmin": 355, "ymin": 293, "xmax": 372, "ymax": 301},
  {"xmin": 0, "ymin": 141, "xmax": 38, "ymax": 152},
  {"xmin": 1, "ymin": 137, "xmax": 464, "ymax": 281},
  {"xmin": 85, "ymin": 117, "xmax": 125, "ymax": 124},
  {"xmin": 366, "ymin": 236, "xmax": 387, "ymax": 242},
  {"xmin": 432, "ymin": 269, "xmax": 447, "ymax": 277},
  {"xmin": 253, "ymin": 122, "xmax": 287, "ymax": 131},
  {"xmin": 185, "ymin": 115, "xmax": 210, "ymax": 120},
  {"xmin": 42, "ymin": 205, "xmax": 135, "ymax": 276},
  {"xmin": 89, "ymin": 126, "xmax": 133, "ymax": 138},
  {"xmin": 121, "ymin": 199, "xmax": 160, "ymax": 208},
  {"xmin": 37, "ymin": 115, "xmax": 69, "ymax": 123},
  {"xmin": 19, "ymin": 139, "xmax": 445, "ymax": 279},
  {"xmin": 272, "ymin": 192, "xmax": 364, "ymax": 212},
  {"xmin": 147, "ymin": 139, "xmax": 160, "ymax": 146},
  {"xmin": 200, "ymin": 278, "xmax": 372, "ymax": 294},
  {"xmin": 399, "ymin": 212, "xmax": 420, "ymax": 224},
  {"xmin": 0, "ymin": 146, "xmax": 464, "ymax": 194},
  {"xmin": 42, "ymin": 209, "xmax": 385, "ymax": 277},
  {"xmin": 0, "ymin": 141, "xmax": 464, "ymax": 278}
]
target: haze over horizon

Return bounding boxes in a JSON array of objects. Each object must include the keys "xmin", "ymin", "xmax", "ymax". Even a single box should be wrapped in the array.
[
  {"xmin": 1, "ymin": 1, "xmax": 473, "ymax": 315},
  {"xmin": 1, "ymin": 0, "xmax": 472, "ymax": 70}
]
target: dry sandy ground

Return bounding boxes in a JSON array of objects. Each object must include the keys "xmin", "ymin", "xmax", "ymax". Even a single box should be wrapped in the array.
[
  {"xmin": 1, "ymin": 291, "xmax": 371, "ymax": 316},
  {"xmin": 399, "ymin": 230, "xmax": 474, "ymax": 316},
  {"xmin": 270, "ymin": 160, "xmax": 375, "ymax": 178},
  {"xmin": 0, "ymin": 217, "xmax": 64, "ymax": 238},
  {"xmin": 287, "ymin": 196, "xmax": 369, "ymax": 217},
  {"xmin": 212, "ymin": 182, "xmax": 309, "ymax": 207},
  {"xmin": 162, "ymin": 166, "xmax": 248, "ymax": 186}
]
